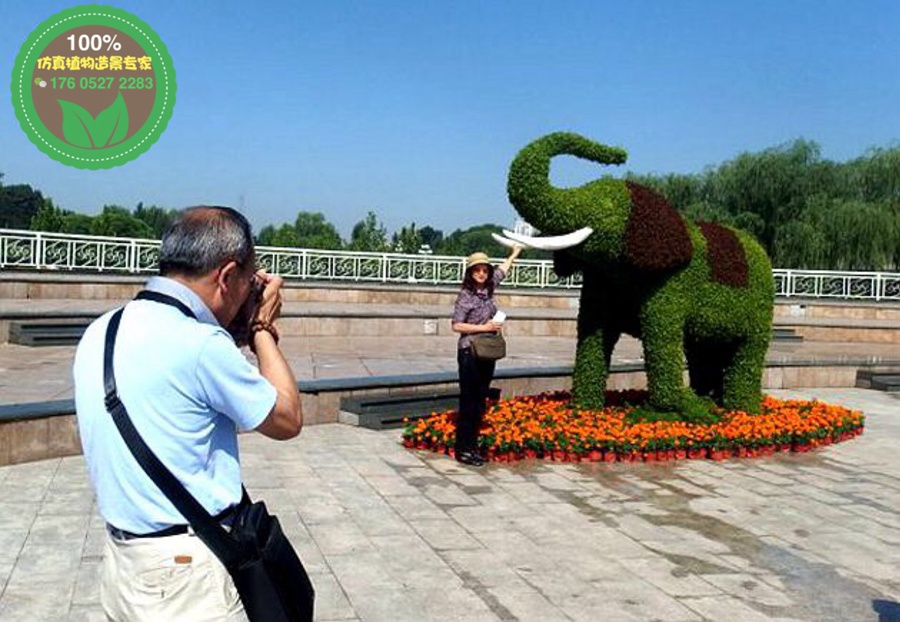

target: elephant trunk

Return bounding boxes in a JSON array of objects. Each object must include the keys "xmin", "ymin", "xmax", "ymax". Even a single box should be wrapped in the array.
[{"xmin": 506, "ymin": 132, "xmax": 627, "ymax": 235}]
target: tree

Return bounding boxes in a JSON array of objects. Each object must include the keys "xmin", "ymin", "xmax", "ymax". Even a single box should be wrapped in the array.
[
  {"xmin": 256, "ymin": 225, "xmax": 278, "ymax": 246},
  {"xmin": 0, "ymin": 183, "xmax": 44, "ymax": 229},
  {"xmin": 705, "ymin": 139, "xmax": 824, "ymax": 255},
  {"xmin": 61, "ymin": 213, "xmax": 94, "ymax": 234},
  {"xmin": 257, "ymin": 223, "xmax": 300, "ymax": 247},
  {"xmin": 90, "ymin": 205, "xmax": 153, "ymax": 238},
  {"xmin": 294, "ymin": 211, "xmax": 342, "ymax": 249},
  {"xmin": 134, "ymin": 203, "xmax": 178, "ymax": 238},
  {"xmin": 804, "ymin": 197, "xmax": 897, "ymax": 270},
  {"xmin": 391, "ymin": 222, "xmax": 423, "ymax": 254},
  {"xmin": 842, "ymin": 147, "xmax": 900, "ymax": 203},
  {"xmin": 257, "ymin": 212, "xmax": 342, "ymax": 249},
  {"xmin": 30, "ymin": 198, "xmax": 66, "ymax": 232},
  {"xmin": 419, "ymin": 225, "xmax": 443, "ymax": 248},
  {"xmin": 772, "ymin": 221, "xmax": 825, "ymax": 269},
  {"xmin": 435, "ymin": 224, "xmax": 507, "ymax": 257},
  {"xmin": 348, "ymin": 211, "xmax": 389, "ymax": 252}
]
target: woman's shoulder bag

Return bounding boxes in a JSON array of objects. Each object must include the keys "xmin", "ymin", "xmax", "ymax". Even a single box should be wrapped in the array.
[{"xmin": 470, "ymin": 333, "xmax": 506, "ymax": 360}]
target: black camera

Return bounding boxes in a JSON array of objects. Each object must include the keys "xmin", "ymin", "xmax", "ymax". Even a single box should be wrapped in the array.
[{"xmin": 227, "ymin": 278, "xmax": 264, "ymax": 347}]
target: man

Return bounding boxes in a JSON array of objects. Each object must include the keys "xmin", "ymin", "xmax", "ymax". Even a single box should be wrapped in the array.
[{"xmin": 74, "ymin": 206, "xmax": 302, "ymax": 621}]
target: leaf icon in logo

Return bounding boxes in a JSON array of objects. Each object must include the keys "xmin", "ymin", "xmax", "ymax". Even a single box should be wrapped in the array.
[
  {"xmin": 57, "ymin": 93, "xmax": 129, "ymax": 148},
  {"xmin": 93, "ymin": 93, "xmax": 129, "ymax": 146},
  {"xmin": 57, "ymin": 100, "xmax": 94, "ymax": 148}
]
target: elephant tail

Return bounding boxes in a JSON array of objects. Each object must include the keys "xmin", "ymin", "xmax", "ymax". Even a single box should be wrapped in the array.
[{"xmin": 507, "ymin": 132, "xmax": 628, "ymax": 228}]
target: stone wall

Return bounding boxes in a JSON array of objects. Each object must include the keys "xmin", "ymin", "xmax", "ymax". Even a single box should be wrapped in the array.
[
  {"xmin": 0, "ymin": 413, "xmax": 81, "ymax": 465},
  {"xmin": 4, "ymin": 272, "xmax": 899, "ymax": 320}
]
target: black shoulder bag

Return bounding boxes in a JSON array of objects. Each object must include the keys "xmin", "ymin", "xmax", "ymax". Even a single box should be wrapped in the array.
[{"xmin": 103, "ymin": 291, "xmax": 315, "ymax": 622}]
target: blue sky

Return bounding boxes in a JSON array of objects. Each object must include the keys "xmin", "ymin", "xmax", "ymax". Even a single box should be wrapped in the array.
[{"xmin": 2, "ymin": 1, "xmax": 899, "ymax": 237}]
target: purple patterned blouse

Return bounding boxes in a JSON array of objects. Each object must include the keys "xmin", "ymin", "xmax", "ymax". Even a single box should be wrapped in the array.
[{"xmin": 451, "ymin": 267, "xmax": 506, "ymax": 349}]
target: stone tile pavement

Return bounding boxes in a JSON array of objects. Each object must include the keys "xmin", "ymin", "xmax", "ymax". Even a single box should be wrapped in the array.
[{"xmin": 1, "ymin": 388, "xmax": 899, "ymax": 621}]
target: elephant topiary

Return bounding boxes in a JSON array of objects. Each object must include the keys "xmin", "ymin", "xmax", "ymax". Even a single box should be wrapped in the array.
[{"xmin": 502, "ymin": 132, "xmax": 774, "ymax": 416}]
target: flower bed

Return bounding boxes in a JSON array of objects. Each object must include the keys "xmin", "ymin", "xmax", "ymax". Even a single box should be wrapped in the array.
[{"xmin": 401, "ymin": 390, "xmax": 865, "ymax": 463}]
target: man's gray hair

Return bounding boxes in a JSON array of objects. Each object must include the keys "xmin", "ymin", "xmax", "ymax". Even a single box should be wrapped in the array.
[{"xmin": 159, "ymin": 206, "xmax": 255, "ymax": 277}]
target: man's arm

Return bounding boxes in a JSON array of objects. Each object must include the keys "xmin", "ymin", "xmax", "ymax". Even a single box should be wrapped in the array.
[{"xmin": 251, "ymin": 274, "xmax": 302, "ymax": 440}]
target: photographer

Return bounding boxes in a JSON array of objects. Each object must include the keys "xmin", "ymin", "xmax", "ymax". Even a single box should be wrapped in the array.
[{"xmin": 74, "ymin": 206, "xmax": 301, "ymax": 621}]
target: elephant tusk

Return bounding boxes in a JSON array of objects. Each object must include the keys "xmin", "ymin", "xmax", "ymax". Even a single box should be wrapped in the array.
[
  {"xmin": 498, "ymin": 227, "xmax": 594, "ymax": 251},
  {"xmin": 491, "ymin": 233, "xmax": 524, "ymax": 249}
]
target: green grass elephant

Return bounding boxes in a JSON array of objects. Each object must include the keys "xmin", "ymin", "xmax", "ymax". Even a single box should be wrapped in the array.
[{"xmin": 505, "ymin": 132, "xmax": 775, "ymax": 416}]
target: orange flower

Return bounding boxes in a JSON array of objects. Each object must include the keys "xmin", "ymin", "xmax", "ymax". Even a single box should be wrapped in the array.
[{"xmin": 401, "ymin": 391, "xmax": 864, "ymax": 462}]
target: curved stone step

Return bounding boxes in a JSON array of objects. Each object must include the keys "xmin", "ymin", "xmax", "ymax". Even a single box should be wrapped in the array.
[{"xmin": 8, "ymin": 320, "xmax": 89, "ymax": 346}]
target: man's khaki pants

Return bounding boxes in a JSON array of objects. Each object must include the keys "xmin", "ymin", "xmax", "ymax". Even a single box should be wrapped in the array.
[{"xmin": 101, "ymin": 529, "xmax": 248, "ymax": 621}]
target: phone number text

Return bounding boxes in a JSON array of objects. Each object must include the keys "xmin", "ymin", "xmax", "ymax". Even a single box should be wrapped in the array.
[{"xmin": 46, "ymin": 76, "xmax": 154, "ymax": 90}]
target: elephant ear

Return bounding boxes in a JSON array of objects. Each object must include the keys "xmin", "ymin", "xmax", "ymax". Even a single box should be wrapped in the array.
[
  {"xmin": 623, "ymin": 181, "xmax": 692, "ymax": 272},
  {"xmin": 553, "ymin": 251, "xmax": 583, "ymax": 278}
]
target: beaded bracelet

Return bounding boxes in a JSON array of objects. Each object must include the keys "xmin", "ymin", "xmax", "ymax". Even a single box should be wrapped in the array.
[{"xmin": 249, "ymin": 321, "xmax": 280, "ymax": 352}]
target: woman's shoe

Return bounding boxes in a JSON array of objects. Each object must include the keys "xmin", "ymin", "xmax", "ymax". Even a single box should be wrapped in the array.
[{"xmin": 456, "ymin": 452, "xmax": 485, "ymax": 467}]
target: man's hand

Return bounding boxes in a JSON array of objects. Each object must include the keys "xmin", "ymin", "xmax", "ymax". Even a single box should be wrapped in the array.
[{"xmin": 253, "ymin": 271, "xmax": 283, "ymax": 325}]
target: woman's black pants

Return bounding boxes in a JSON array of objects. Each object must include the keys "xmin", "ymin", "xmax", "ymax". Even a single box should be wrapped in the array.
[{"xmin": 455, "ymin": 348, "xmax": 496, "ymax": 455}]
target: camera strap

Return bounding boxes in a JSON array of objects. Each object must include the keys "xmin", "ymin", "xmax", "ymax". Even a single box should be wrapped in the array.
[{"xmin": 134, "ymin": 290, "xmax": 197, "ymax": 320}]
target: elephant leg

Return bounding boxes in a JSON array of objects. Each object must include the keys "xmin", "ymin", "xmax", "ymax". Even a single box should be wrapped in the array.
[
  {"xmin": 721, "ymin": 336, "xmax": 768, "ymax": 413},
  {"xmin": 641, "ymin": 317, "xmax": 690, "ymax": 412},
  {"xmin": 572, "ymin": 327, "xmax": 619, "ymax": 408},
  {"xmin": 570, "ymin": 284, "xmax": 616, "ymax": 408},
  {"xmin": 571, "ymin": 275, "xmax": 619, "ymax": 409}
]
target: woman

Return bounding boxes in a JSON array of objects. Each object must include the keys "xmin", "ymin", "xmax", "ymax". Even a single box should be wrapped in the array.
[{"xmin": 451, "ymin": 245, "xmax": 522, "ymax": 466}]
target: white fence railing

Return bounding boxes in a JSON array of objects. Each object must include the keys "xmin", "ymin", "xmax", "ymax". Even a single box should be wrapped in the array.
[
  {"xmin": 772, "ymin": 269, "xmax": 900, "ymax": 301},
  {"xmin": 0, "ymin": 229, "xmax": 581, "ymax": 289},
  {"xmin": 2, "ymin": 229, "xmax": 899, "ymax": 300}
]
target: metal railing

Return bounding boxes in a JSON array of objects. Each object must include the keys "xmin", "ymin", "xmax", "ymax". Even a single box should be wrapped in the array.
[
  {"xmin": 2, "ymin": 229, "xmax": 899, "ymax": 300},
  {"xmin": 773, "ymin": 269, "xmax": 900, "ymax": 301},
  {"xmin": 0, "ymin": 229, "xmax": 160, "ymax": 274},
  {"xmin": 256, "ymin": 245, "xmax": 581, "ymax": 288},
  {"xmin": 0, "ymin": 228, "xmax": 581, "ymax": 289}
]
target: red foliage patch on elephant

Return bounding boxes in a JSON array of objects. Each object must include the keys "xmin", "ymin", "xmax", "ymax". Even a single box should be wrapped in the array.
[
  {"xmin": 623, "ymin": 182, "xmax": 692, "ymax": 272},
  {"xmin": 697, "ymin": 221, "xmax": 749, "ymax": 287}
]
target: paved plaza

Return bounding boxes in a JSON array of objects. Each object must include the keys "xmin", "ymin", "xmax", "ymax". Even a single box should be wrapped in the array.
[{"xmin": 0, "ymin": 387, "xmax": 898, "ymax": 621}]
